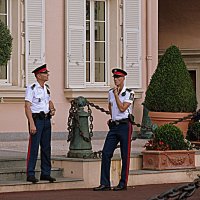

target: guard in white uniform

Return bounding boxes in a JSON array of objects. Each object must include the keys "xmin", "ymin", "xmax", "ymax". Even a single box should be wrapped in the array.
[
  {"xmin": 25, "ymin": 64, "xmax": 56, "ymax": 183},
  {"xmin": 94, "ymin": 68, "xmax": 134, "ymax": 191}
]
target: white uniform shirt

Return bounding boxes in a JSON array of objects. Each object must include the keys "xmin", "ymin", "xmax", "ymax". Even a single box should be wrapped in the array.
[
  {"xmin": 108, "ymin": 86, "xmax": 134, "ymax": 121},
  {"xmin": 25, "ymin": 82, "xmax": 51, "ymax": 114}
]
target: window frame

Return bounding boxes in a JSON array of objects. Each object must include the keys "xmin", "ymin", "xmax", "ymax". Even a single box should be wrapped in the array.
[
  {"xmin": 86, "ymin": 0, "xmax": 108, "ymax": 87},
  {"xmin": 0, "ymin": 0, "xmax": 12, "ymax": 85},
  {"xmin": 187, "ymin": 64, "xmax": 200, "ymax": 109}
]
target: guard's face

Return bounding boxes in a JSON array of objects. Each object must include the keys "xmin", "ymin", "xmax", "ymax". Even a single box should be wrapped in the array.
[
  {"xmin": 37, "ymin": 72, "xmax": 49, "ymax": 82},
  {"xmin": 113, "ymin": 76, "xmax": 125, "ymax": 86}
]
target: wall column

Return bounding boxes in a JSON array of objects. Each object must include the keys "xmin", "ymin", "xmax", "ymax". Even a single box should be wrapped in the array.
[{"xmin": 146, "ymin": 0, "xmax": 158, "ymax": 85}]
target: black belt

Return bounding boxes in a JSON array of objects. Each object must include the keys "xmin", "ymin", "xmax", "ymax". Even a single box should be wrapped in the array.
[
  {"xmin": 32, "ymin": 111, "xmax": 51, "ymax": 120},
  {"xmin": 109, "ymin": 118, "xmax": 129, "ymax": 126}
]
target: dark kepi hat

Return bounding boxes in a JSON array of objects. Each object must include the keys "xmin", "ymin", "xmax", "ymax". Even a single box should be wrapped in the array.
[
  {"xmin": 112, "ymin": 68, "xmax": 127, "ymax": 77},
  {"xmin": 32, "ymin": 64, "xmax": 49, "ymax": 75}
]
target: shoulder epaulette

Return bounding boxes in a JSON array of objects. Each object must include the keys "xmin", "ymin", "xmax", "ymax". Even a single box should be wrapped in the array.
[
  {"xmin": 45, "ymin": 84, "xmax": 50, "ymax": 89},
  {"xmin": 45, "ymin": 84, "xmax": 50, "ymax": 95},
  {"xmin": 31, "ymin": 84, "xmax": 36, "ymax": 90},
  {"xmin": 126, "ymin": 88, "xmax": 132, "ymax": 92}
]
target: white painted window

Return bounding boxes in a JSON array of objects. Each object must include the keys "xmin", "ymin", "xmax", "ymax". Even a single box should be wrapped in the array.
[
  {"xmin": 66, "ymin": 0, "xmax": 86, "ymax": 88},
  {"xmin": 123, "ymin": 0, "xmax": 141, "ymax": 88},
  {"xmin": 0, "ymin": 0, "xmax": 10, "ymax": 85},
  {"xmin": 25, "ymin": 0, "xmax": 45, "ymax": 86},
  {"xmin": 86, "ymin": 0, "xmax": 107, "ymax": 86},
  {"xmin": 66, "ymin": 0, "xmax": 141, "ymax": 89},
  {"xmin": 66, "ymin": 0, "xmax": 108, "ymax": 88}
]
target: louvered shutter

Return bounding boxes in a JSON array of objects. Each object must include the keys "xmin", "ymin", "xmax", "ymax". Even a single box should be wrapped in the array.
[
  {"xmin": 25, "ymin": 0, "xmax": 45, "ymax": 86},
  {"xmin": 123, "ymin": 0, "xmax": 141, "ymax": 88},
  {"xmin": 65, "ymin": 0, "xmax": 86, "ymax": 88}
]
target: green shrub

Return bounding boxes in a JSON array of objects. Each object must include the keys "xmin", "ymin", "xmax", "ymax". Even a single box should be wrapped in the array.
[
  {"xmin": 144, "ymin": 45, "xmax": 197, "ymax": 112},
  {"xmin": 144, "ymin": 124, "xmax": 192, "ymax": 150},
  {"xmin": 187, "ymin": 122, "xmax": 200, "ymax": 141},
  {"xmin": 0, "ymin": 20, "xmax": 13, "ymax": 66}
]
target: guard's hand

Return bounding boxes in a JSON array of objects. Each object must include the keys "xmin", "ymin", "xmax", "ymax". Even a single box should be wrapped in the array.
[
  {"xmin": 113, "ymin": 86, "xmax": 118, "ymax": 95},
  {"xmin": 107, "ymin": 119, "xmax": 112, "ymax": 126},
  {"xmin": 50, "ymin": 108, "xmax": 56, "ymax": 116},
  {"xmin": 29, "ymin": 123, "xmax": 37, "ymax": 135}
]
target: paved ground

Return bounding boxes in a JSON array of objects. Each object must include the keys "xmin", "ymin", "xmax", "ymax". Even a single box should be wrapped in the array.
[
  {"xmin": 0, "ymin": 137, "xmax": 199, "ymax": 199},
  {"xmin": 0, "ymin": 183, "xmax": 199, "ymax": 200},
  {"xmin": 0, "ymin": 138, "xmax": 147, "ymax": 159}
]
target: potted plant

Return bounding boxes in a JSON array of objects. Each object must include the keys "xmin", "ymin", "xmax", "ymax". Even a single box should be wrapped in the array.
[
  {"xmin": 144, "ymin": 45, "xmax": 197, "ymax": 137},
  {"xmin": 143, "ymin": 124, "xmax": 195, "ymax": 170}
]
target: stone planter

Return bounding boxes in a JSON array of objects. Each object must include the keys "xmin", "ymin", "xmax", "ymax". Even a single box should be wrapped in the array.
[
  {"xmin": 149, "ymin": 111, "xmax": 192, "ymax": 138},
  {"xmin": 142, "ymin": 150, "xmax": 195, "ymax": 170}
]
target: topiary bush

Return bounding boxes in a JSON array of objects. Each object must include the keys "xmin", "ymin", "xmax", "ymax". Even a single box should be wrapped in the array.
[
  {"xmin": 144, "ymin": 124, "xmax": 192, "ymax": 151},
  {"xmin": 0, "ymin": 20, "xmax": 13, "ymax": 66},
  {"xmin": 187, "ymin": 122, "xmax": 200, "ymax": 141},
  {"xmin": 144, "ymin": 45, "xmax": 197, "ymax": 112}
]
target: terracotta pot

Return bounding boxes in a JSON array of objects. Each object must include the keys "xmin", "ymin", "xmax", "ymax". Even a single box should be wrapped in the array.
[
  {"xmin": 149, "ymin": 111, "xmax": 192, "ymax": 138},
  {"xmin": 142, "ymin": 150, "xmax": 195, "ymax": 170}
]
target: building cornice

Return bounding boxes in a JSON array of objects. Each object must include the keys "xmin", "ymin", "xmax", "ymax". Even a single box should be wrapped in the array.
[
  {"xmin": 0, "ymin": 86, "xmax": 144, "ymax": 103},
  {"xmin": 159, "ymin": 49, "xmax": 200, "ymax": 63},
  {"xmin": 64, "ymin": 88, "xmax": 144, "ymax": 102},
  {"xmin": 0, "ymin": 87, "xmax": 25, "ymax": 103}
]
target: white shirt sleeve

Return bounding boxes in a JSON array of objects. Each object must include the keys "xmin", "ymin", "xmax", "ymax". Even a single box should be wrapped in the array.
[
  {"xmin": 124, "ymin": 90, "xmax": 134, "ymax": 104},
  {"xmin": 25, "ymin": 86, "xmax": 33, "ymax": 103}
]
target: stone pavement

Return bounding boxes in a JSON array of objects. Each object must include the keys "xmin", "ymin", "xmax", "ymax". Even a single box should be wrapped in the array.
[
  {"xmin": 0, "ymin": 136, "xmax": 199, "ymax": 200},
  {"xmin": 0, "ymin": 183, "xmax": 199, "ymax": 200},
  {"xmin": 0, "ymin": 135, "xmax": 147, "ymax": 159}
]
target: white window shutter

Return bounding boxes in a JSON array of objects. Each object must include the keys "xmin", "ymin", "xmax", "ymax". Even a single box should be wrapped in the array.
[
  {"xmin": 65, "ymin": 0, "xmax": 86, "ymax": 88},
  {"xmin": 123, "ymin": 0, "xmax": 141, "ymax": 88},
  {"xmin": 25, "ymin": 0, "xmax": 45, "ymax": 86}
]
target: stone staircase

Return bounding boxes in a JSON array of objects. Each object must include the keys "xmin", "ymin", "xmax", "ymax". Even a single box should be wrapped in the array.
[
  {"xmin": 0, "ymin": 152, "xmax": 199, "ymax": 193},
  {"xmin": 0, "ymin": 158, "xmax": 63, "ymax": 182},
  {"xmin": 0, "ymin": 157, "xmax": 83, "ymax": 193}
]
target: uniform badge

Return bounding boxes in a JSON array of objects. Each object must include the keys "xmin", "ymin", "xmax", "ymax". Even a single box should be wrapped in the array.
[
  {"xmin": 129, "ymin": 93, "xmax": 134, "ymax": 100},
  {"xmin": 121, "ymin": 91, "xmax": 126, "ymax": 96}
]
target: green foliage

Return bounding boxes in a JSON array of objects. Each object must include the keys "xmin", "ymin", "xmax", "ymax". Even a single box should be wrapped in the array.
[
  {"xmin": 144, "ymin": 124, "xmax": 192, "ymax": 150},
  {"xmin": 0, "ymin": 20, "xmax": 13, "ymax": 66},
  {"xmin": 187, "ymin": 122, "xmax": 200, "ymax": 141},
  {"xmin": 144, "ymin": 45, "xmax": 197, "ymax": 112}
]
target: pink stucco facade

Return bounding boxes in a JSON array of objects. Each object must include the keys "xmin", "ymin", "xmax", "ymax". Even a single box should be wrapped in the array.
[{"xmin": 0, "ymin": 0, "xmax": 199, "ymax": 136}]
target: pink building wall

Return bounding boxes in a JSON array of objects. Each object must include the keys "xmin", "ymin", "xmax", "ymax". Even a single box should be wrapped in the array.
[
  {"xmin": 0, "ymin": 0, "xmax": 159, "ymax": 134},
  {"xmin": 159, "ymin": 0, "xmax": 200, "ymax": 50}
]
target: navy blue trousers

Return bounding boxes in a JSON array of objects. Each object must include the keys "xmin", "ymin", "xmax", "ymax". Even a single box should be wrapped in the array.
[
  {"xmin": 100, "ymin": 122, "xmax": 132, "ymax": 187},
  {"xmin": 27, "ymin": 118, "xmax": 52, "ymax": 177}
]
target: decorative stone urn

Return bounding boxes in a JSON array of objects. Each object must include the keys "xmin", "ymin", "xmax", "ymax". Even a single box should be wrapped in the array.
[
  {"xmin": 149, "ymin": 111, "xmax": 192, "ymax": 138},
  {"xmin": 142, "ymin": 150, "xmax": 195, "ymax": 170}
]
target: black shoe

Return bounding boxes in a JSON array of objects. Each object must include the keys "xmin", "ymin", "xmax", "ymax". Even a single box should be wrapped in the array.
[
  {"xmin": 93, "ymin": 185, "xmax": 111, "ymax": 191},
  {"xmin": 113, "ymin": 185, "xmax": 127, "ymax": 191},
  {"xmin": 27, "ymin": 176, "xmax": 39, "ymax": 184},
  {"xmin": 40, "ymin": 175, "xmax": 56, "ymax": 183}
]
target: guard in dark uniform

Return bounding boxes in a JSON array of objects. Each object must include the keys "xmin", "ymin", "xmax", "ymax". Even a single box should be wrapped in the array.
[
  {"xmin": 94, "ymin": 68, "xmax": 134, "ymax": 191},
  {"xmin": 25, "ymin": 64, "xmax": 56, "ymax": 183}
]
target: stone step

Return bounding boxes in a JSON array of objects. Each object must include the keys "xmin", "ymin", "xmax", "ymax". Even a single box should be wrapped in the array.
[
  {"xmin": 0, "ymin": 168, "xmax": 199, "ymax": 194},
  {"xmin": 0, "ymin": 151, "xmax": 199, "ymax": 193},
  {"xmin": 0, "ymin": 158, "xmax": 41, "ymax": 169},
  {"xmin": 0, "ymin": 177, "xmax": 84, "ymax": 193},
  {"xmin": 128, "ymin": 167, "xmax": 200, "ymax": 186},
  {"xmin": 0, "ymin": 167, "xmax": 63, "ymax": 181}
]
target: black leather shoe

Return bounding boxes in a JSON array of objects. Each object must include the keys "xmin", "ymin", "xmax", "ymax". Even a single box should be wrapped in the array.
[
  {"xmin": 113, "ymin": 185, "xmax": 127, "ymax": 191},
  {"xmin": 27, "ymin": 176, "xmax": 39, "ymax": 184},
  {"xmin": 93, "ymin": 185, "xmax": 111, "ymax": 191},
  {"xmin": 40, "ymin": 175, "xmax": 56, "ymax": 183}
]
